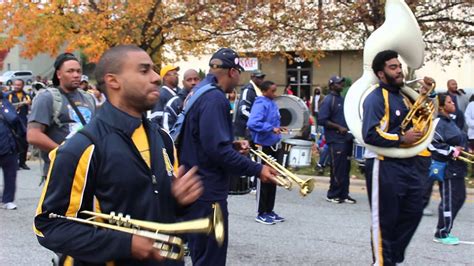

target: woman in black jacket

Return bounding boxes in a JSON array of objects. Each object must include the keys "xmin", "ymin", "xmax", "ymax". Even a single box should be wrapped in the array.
[{"xmin": 428, "ymin": 93, "xmax": 467, "ymax": 245}]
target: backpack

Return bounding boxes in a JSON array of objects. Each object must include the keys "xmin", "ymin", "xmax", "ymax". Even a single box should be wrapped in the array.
[
  {"xmin": 169, "ymin": 83, "xmax": 216, "ymax": 142},
  {"xmin": 32, "ymin": 87, "xmax": 95, "ymax": 128}
]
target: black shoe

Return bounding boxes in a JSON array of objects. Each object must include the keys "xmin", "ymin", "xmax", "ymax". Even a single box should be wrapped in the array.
[{"xmin": 19, "ymin": 164, "xmax": 30, "ymax": 170}]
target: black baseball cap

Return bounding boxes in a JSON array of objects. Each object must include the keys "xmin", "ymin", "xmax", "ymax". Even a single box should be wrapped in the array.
[
  {"xmin": 52, "ymin": 53, "xmax": 79, "ymax": 86},
  {"xmin": 209, "ymin": 48, "xmax": 244, "ymax": 72}
]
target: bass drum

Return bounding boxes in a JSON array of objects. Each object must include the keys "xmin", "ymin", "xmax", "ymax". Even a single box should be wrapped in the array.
[{"xmin": 275, "ymin": 95, "xmax": 310, "ymax": 140}]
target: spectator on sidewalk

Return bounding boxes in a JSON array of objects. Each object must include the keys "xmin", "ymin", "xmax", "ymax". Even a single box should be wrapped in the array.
[{"xmin": 1, "ymin": 92, "xmax": 25, "ymax": 210}]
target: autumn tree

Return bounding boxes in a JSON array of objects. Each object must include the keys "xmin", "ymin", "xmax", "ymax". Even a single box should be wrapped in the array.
[
  {"xmin": 0, "ymin": 0, "xmax": 472, "ymax": 66},
  {"xmin": 0, "ymin": 1, "xmax": 255, "ymax": 63}
]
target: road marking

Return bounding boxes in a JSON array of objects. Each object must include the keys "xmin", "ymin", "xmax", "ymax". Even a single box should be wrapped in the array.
[{"xmin": 459, "ymin": 241, "xmax": 474, "ymax": 245}]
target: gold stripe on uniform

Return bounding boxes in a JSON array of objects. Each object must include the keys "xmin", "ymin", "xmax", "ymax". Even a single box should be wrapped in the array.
[
  {"xmin": 376, "ymin": 89, "xmax": 399, "ymax": 141},
  {"xmin": 33, "ymin": 147, "xmax": 59, "ymax": 237},
  {"xmin": 66, "ymin": 145, "xmax": 95, "ymax": 217},
  {"xmin": 131, "ymin": 124, "xmax": 151, "ymax": 168}
]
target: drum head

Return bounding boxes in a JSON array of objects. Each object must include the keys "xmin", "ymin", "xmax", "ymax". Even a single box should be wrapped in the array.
[{"xmin": 275, "ymin": 95, "xmax": 310, "ymax": 139}]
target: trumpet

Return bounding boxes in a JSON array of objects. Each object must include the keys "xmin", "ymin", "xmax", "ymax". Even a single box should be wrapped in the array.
[
  {"xmin": 454, "ymin": 150, "xmax": 474, "ymax": 164},
  {"xmin": 250, "ymin": 149, "xmax": 315, "ymax": 196},
  {"xmin": 49, "ymin": 203, "xmax": 224, "ymax": 260}
]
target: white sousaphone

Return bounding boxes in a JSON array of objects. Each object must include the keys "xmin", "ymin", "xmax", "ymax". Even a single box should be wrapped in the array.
[{"xmin": 344, "ymin": 0, "xmax": 436, "ymax": 158}]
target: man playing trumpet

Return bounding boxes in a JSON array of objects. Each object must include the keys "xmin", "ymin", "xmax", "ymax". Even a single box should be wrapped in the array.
[{"xmin": 34, "ymin": 45, "xmax": 203, "ymax": 265}]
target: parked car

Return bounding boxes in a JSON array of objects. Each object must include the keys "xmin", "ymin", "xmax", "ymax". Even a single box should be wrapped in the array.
[{"xmin": 0, "ymin": 70, "xmax": 34, "ymax": 85}]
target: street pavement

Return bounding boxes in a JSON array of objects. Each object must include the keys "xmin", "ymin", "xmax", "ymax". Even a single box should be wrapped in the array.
[{"xmin": 1, "ymin": 160, "xmax": 473, "ymax": 265}]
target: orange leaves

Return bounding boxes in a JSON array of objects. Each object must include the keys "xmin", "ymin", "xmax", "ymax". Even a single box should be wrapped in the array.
[{"xmin": 0, "ymin": 0, "xmax": 470, "ymax": 65}]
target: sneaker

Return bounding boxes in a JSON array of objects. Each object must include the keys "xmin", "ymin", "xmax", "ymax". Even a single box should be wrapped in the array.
[
  {"xmin": 343, "ymin": 196, "xmax": 357, "ymax": 204},
  {"xmin": 423, "ymin": 209, "xmax": 434, "ymax": 216},
  {"xmin": 250, "ymin": 188, "xmax": 257, "ymax": 195},
  {"xmin": 433, "ymin": 235, "xmax": 460, "ymax": 245},
  {"xmin": 268, "ymin": 211, "xmax": 285, "ymax": 222},
  {"xmin": 325, "ymin": 196, "xmax": 342, "ymax": 203},
  {"xmin": 2, "ymin": 202, "xmax": 17, "ymax": 210},
  {"xmin": 19, "ymin": 164, "xmax": 30, "ymax": 170},
  {"xmin": 255, "ymin": 213, "xmax": 275, "ymax": 225}
]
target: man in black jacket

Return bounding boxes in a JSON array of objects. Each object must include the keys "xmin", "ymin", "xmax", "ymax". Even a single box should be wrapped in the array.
[
  {"xmin": 34, "ymin": 45, "xmax": 202, "ymax": 265},
  {"xmin": 233, "ymin": 70, "xmax": 265, "ymax": 138}
]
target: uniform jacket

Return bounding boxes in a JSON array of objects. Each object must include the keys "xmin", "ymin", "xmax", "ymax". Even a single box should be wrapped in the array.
[
  {"xmin": 234, "ymin": 81, "xmax": 261, "ymax": 137},
  {"xmin": 34, "ymin": 101, "xmax": 181, "ymax": 266},
  {"xmin": 150, "ymin": 85, "xmax": 180, "ymax": 125},
  {"xmin": 318, "ymin": 91, "xmax": 349, "ymax": 144},
  {"xmin": 0, "ymin": 97, "xmax": 23, "ymax": 156},
  {"xmin": 362, "ymin": 83, "xmax": 407, "ymax": 155},
  {"xmin": 428, "ymin": 114, "xmax": 467, "ymax": 179},
  {"xmin": 247, "ymin": 96, "xmax": 281, "ymax": 146},
  {"xmin": 162, "ymin": 89, "xmax": 189, "ymax": 132},
  {"xmin": 7, "ymin": 90, "xmax": 31, "ymax": 121},
  {"xmin": 178, "ymin": 74, "xmax": 262, "ymax": 201}
]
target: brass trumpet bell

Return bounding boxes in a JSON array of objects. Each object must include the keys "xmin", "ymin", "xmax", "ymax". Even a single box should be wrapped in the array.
[
  {"xmin": 250, "ymin": 149, "xmax": 315, "ymax": 196},
  {"xmin": 49, "ymin": 203, "xmax": 224, "ymax": 260}
]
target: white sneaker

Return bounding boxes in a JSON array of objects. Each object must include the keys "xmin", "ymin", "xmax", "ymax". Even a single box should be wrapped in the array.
[
  {"xmin": 2, "ymin": 202, "xmax": 17, "ymax": 210},
  {"xmin": 423, "ymin": 209, "xmax": 434, "ymax": 216}
]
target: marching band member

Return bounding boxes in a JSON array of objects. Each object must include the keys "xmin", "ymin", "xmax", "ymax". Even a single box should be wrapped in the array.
[
  {"xmin": 34, "ymin": 45, "xmax": 202, "ymax": 265},
  {"xmin": 177, "ymin": 48, "xmax": 277, "ymax": 266},
  {"xmin": 318, "ymin": 75, "xmax": 355, "ymax": 204},
  {"xmin": 362, "ymin": 50, "xmax": 431, "ymax": 265},
  {"xmin": 428, "ymin": 93, "xmax": 467, "ymax": 245}
]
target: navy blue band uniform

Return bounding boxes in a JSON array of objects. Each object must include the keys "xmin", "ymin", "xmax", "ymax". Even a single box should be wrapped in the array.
[
  {"xmin": 178, "ymin": 73, "xmax": 262, "ymax": 266},
  {"xmin": 362, "ymin": 82, "xmax": 424, "ymax": 265},
  {"xmin": 34, "ymin": 101, "xmax": 181, "ymax": 266},
  {"xmin": 428, "ymin": 114, "xmax": 467, "ymax": 239},
  {"xmin": 318, "ymin": 91, "xmax": 353, "ymax": 201}
]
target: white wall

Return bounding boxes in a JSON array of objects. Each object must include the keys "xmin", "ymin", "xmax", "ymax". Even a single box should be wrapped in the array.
[{"xmin": 416, "ymin": 52, "xmax": 473, "ymax": 90}]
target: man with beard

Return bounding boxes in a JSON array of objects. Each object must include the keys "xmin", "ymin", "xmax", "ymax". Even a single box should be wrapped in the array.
[
  {"xmin": 362, "ymin": 50, "xmax": 431, "ymax": 265},
  {"xmin": 162, "ymin": 69, "xmax": 200, "ymax": 131},
  {"xmin": 149, "ymin": 64, "xmax": 180, "ymax": 126},
  {"xmin": 34, "ymin": 45, "xmax": 203, "ymax": 265},
  {"xmin": 27, "ymin": 53, "xmax": 96, "ymax": 183}
]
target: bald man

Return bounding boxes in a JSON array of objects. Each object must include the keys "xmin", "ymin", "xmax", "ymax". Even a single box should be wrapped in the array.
[
  {"xmin": 447, "ymin": 79, "xmax": 467, "ymax": 130},
  {"xmin": 162, "ymin": 69, "xmax": 201, "ymax": 131}
]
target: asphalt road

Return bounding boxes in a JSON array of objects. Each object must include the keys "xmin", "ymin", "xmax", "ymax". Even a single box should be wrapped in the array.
[{"xmin": 1, "ymin": 161, "xmax": 473, "ymax": 265}]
